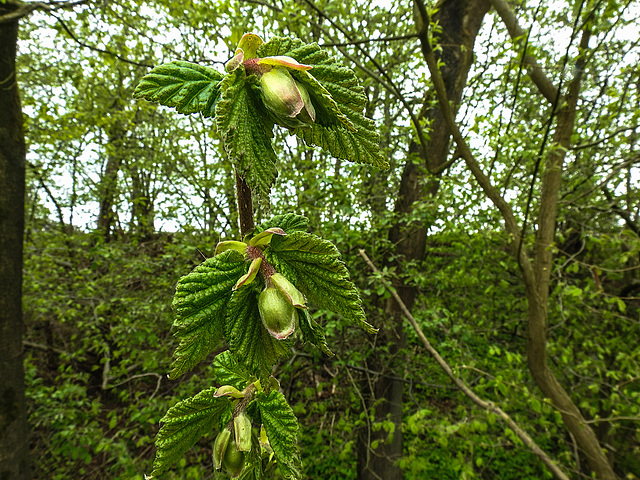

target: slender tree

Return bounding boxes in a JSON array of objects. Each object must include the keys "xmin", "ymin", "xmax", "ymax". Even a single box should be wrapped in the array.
[
  {"xmin": 415, "ymin": 0, "xmax": 621, "ymax": 476},
  {"xmin": 358, "ymin": 1, "xmax": 490, "ymax": 478}
]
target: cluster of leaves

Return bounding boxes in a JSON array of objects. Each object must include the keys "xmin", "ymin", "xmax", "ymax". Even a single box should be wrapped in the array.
[
  {"xmin": 153, "ymin": 212, "xmax": 375, "ymax": 477},
  {"xmin": 133, "ymin": 35, "xmax": 387, "ymax": 199},
  {"xmin": 132, "ymin": 32, "xmax": 386, "ymax": 478},
  {"xmin": 151, "ymin": 352, "xmax": 301, "ymax": 479}
]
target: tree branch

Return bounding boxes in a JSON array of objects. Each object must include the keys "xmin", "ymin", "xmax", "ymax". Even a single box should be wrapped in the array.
[
  {"xmin": 359, "ymin": 249, "xmax": 571, "ymax": 480},
  {"xmin": 413, "ymin": 0, "xmax": 534, "ymax": 278},
  {"xmin": 487, "ymin": 0, "xmax": 559, "ymax": 104},
  {"xmin": 53, "ymin": 14, "xmax": 153, "ymax": 68},
  {"xmin": 322, "ymin": 34, "xmax": 419, "ymax": 48},
  {"xmin": 561, "ymin": 154, "xmax": 640, "ymax": 205},
  {"xmin": 0, "ymin": 0, "xmax": 88, "ymax": 24}
]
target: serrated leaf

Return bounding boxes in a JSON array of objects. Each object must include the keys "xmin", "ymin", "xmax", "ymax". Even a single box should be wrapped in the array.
[
  {"xmin": 215, "ymin": 70, "xmax": 278, "ymax": 198},
  {"xmin": 298, "ymin": 309, "xmax": 333, "ymax": 356},
  {"xmin": 151, "ymin": 388, "xmax": 233, "ymax": 477},
  {"xmin": 133, "ymin": 61, "xmax": 224, "ymax": 117},
  {"xmin": 257, "ymin": 37, "xmax": 387, "ymax": 169},
  {"xmin": 170, "ymin": 250, "xmax": 246, "ymax": 378},
  {"xmin": 213, "ymin": 351, "xmax": 255, "ymax": 389},
  {"xmin": 265, "ymin": 232, "xmax": 376, "ymax": 334},
  {"xmin": 259, "ymin": 213, "xmax": 309, "ymax": 233},
  {"xmin": 225, "ymin": 286, "xmax": 292, "ymax": 385},
  {"xmin": 257, "ymin": 391, "xmax": 302, "ymax": 479}
]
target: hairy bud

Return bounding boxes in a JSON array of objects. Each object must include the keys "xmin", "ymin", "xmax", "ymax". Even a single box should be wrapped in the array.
[
  {"xmin": 258, "ymin": 286, "xmax": 297, "ymax": 339},
  {"xmin": 213, "ymin": 428, "xmax": 231, "ymax": 470},
  {"xmin": 222, "ymin": 440, "xmax": 245, "ymax": 477}
]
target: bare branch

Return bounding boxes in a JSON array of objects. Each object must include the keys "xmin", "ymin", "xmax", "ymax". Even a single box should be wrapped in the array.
[
  {"xmin": 322, "ymin": 34, "xmax": 419, "ymax": 48},
  {"xmin": 52, "ymin": 14, "xmax": 153, "ymax": 68},
  {"xmin": 584, "ymin": 416, "xmax": 640, "ymax": 424},
  {"xmin": 561, "ymin": 154, "xmax": 640, "ymax": 205},
  {"xmin": 571, "ymin": 125, "xmax": 640, "ymax": 151},
  {"xmin": 23, "ymin": 340, "xmax": 66, "ymax": 355}
]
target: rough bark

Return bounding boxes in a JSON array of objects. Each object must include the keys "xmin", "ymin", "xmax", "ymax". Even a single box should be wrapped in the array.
[
  {"xmin": 97, "ymin": 99, "xmax": 126, "ymax": 241},
  {"xmin": 0, "ymin": 4, "xmax": 32, "ymax": 479},
  {"xmin": 128, "ymin": 164, "xmax": 155, "ymax": 239},
  {"xmin": 357, "ymin": 1, "xmax": 490, "ymax": 478}
]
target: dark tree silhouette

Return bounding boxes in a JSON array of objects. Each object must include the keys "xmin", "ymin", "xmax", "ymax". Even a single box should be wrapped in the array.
[{"xmin": 0, "ymin": 3, "xmax": 31, "ymax": 479}]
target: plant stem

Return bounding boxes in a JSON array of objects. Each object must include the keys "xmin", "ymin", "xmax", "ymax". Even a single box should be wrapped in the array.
[{"xmin": 235, "ymin": 168, "xmax": 255, "ymax": 236}]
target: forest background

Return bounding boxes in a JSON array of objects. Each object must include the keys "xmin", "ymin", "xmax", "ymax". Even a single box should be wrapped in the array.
[{"xmin": 0, "ymin": 0, "xmax": 639, "ymax": 479}]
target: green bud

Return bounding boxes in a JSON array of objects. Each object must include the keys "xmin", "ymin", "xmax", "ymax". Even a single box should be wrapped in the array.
[
  {"xmin": 258, "ymin": 286, "xmax": 296, "ymax": 340},
  {"xmin": 222, "ymin": 440, "xmax": 245, "ymax": 477},
  {"xmin": 233, "ymin": 412, "xmax": 252, "ymax": 452},
  {"xmin": 213, "ymin": 428, "xmax": 231, "ymax": 470},
  {"xmin": 259, "ymin": 66, "xmax": 316, "ymax": 129}
]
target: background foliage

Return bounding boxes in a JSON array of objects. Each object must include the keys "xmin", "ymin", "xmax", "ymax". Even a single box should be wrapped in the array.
[{"xmin": 16, "ymin": 0, "xmax": 640, "ymax": 478}]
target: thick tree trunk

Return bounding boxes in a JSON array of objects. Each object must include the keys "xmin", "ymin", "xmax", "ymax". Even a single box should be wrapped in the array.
[
  {"xmin": 0, "ymin": 5, "xmax": 32, "ymax": 479},
  {"xmin": 357, "ymin": 1, "xmax": 489, "ymax": 479}
]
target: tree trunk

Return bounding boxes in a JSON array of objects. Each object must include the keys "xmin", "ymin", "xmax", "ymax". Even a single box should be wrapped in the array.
[
  {"xmin": 128, "ymin": 163, "xmax": 155, "ymax": 240},
  {"xmin": 0, "ymin": 5, "xmax": 32, "ymax": 479},
  {"xmin": 97, "ymin": 100, "xmax": 126, "ymax": 241},
  {"xmin": 523, "ymin": 26, "xmax": 617, "ymax": 480},
  {"xmin": 357, "ymin": 1, "xmax": 489, "ymax": 478}
]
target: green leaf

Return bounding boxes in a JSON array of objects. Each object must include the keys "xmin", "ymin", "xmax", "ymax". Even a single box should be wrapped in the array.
[
  {"xmin": 257, "ymin": 37, "xmax": 387, "ymax": 170},
  {"xmin": 266, "ymin": 232, "xmax": 376, "ymax": 334},
  {"xmin": 150, "ymin": 388, "xmax": 233, "ymax": 478},
  {"xmin": 133, "ymin": 61, "xmax": 224, "ymax": 117},
  {"xmin": 298, "ymin": 309, "xmax": 333, "ymax": 356},
  {"xmin": 259, "ymin": 213, "xmax": 309, "ymax": 233},
  {"xmin": 257, "ymin": 391, "xmax": 302, "ymax": 479},
  {"xmin": 225, "ymin": 286, "xmax": 292, "ymax": 385},
  {"xmin": 170, "ymin": 250, "xmax": 246, "ymax": 379},
  {"xmin": 213, "ymin": 351, "xmax": 255, "ymax": 389},
  {"xmin": 215, "ymin": 70, "xmax": 278, "ymax": 198}
]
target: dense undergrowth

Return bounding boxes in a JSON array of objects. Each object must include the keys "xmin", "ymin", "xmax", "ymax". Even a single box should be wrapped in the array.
[{"xmin": 23, "ymin": 222, "xmax": 640, "ymax": 479}]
